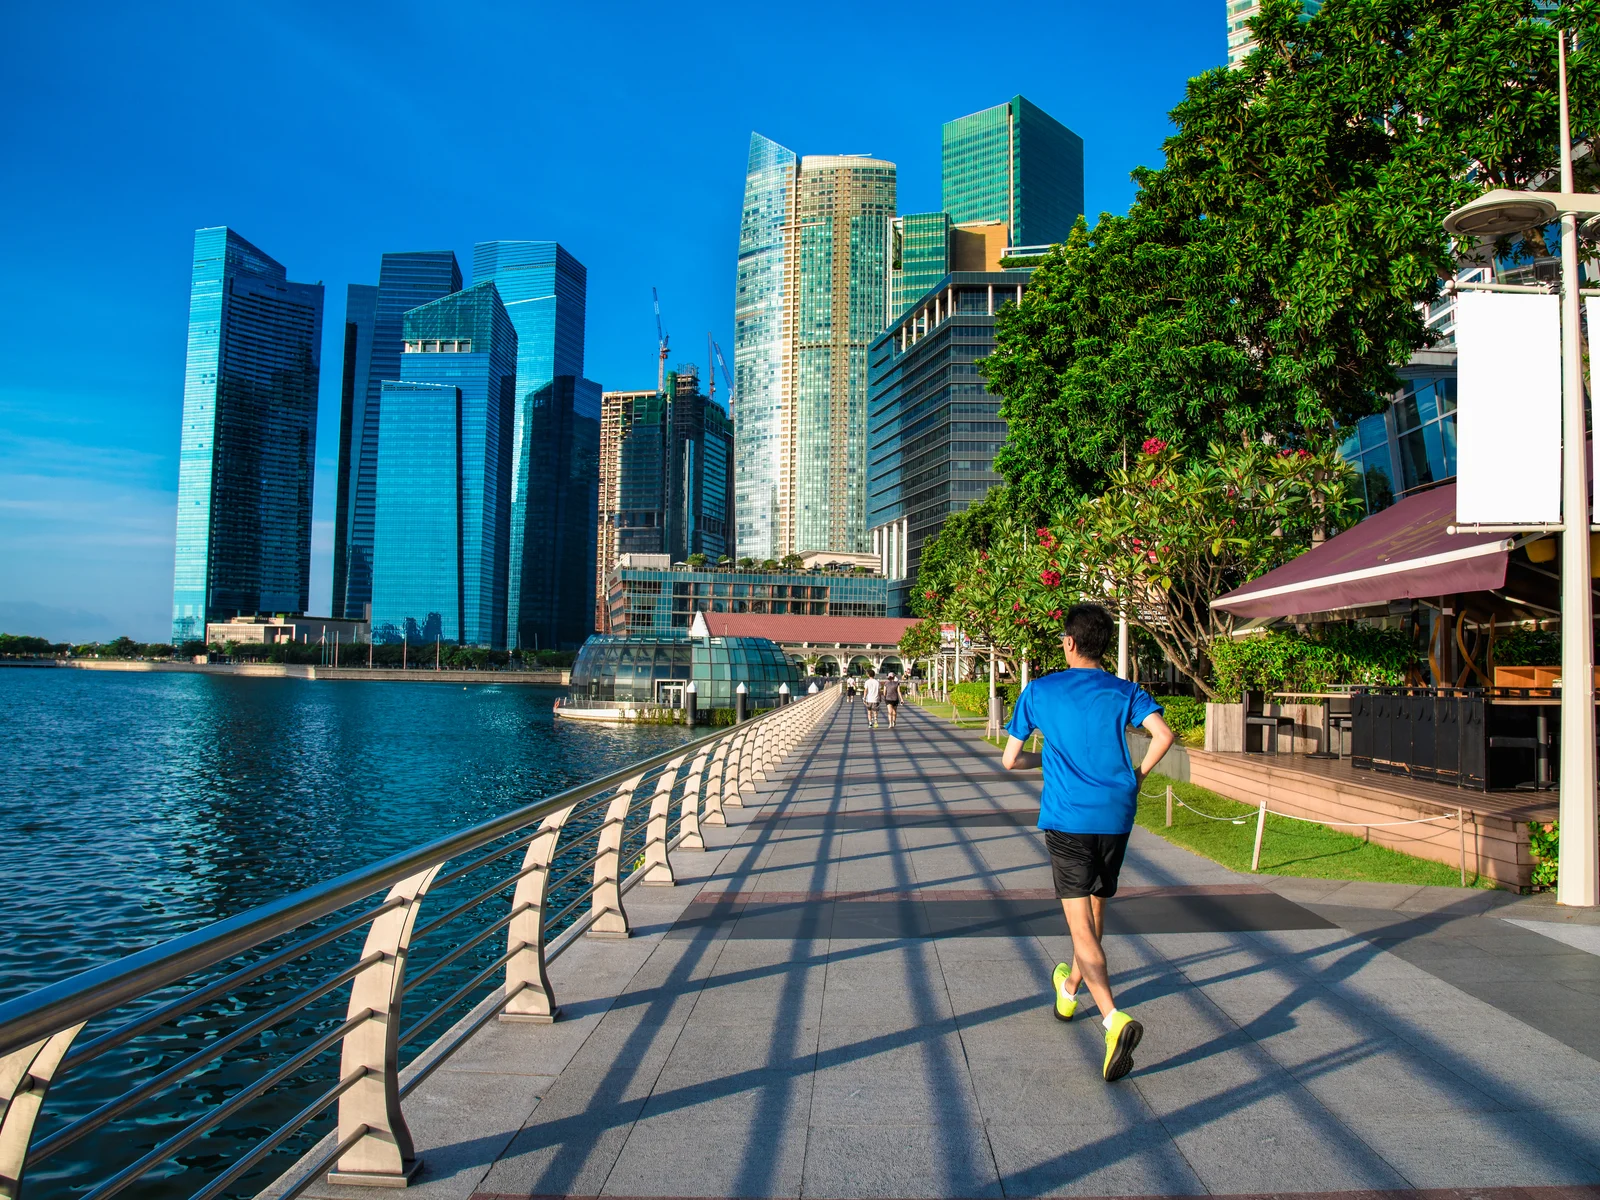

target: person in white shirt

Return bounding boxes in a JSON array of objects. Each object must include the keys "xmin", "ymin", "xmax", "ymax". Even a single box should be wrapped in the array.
[{"xmin": 862, "ymin": 673, "xmax": 882, "ymax": 728}]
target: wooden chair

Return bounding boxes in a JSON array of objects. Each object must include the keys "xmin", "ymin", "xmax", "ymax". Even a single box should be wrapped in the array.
[{"xmin": 1244, "ymin": 691, "xmax": 1295, "ymax": 754}]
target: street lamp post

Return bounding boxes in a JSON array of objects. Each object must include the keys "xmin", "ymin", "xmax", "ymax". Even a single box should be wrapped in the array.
[{"xmin": 1443, "ymin": 29, "xmax": 1598, "ymax": 906}]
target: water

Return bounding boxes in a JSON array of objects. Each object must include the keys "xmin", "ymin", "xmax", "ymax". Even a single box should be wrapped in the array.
[{"xmin": 0, "ymin": 667, "xmax": 695, "ymax": 1198}]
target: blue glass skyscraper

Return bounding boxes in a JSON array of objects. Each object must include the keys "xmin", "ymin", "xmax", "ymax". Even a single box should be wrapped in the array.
[
  {"xmin": 172, "ymin": 227, "xmax": 323, "ymax": 645},
  {"xmin": 473, "ymin": 240, "xmax": 600, "ymax": 649},
  {"xmin": 370, "ymin": 282, "xmax": 518, "ymax": 648},
  {"xmin": 332, "ymin": 251, "xmax": 463, "ymax": 620}
]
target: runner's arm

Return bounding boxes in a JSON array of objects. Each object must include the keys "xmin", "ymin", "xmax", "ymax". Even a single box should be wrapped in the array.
[
  {"xmin": 1135, "ymin": 713, "xmax": 1175, "ymax": 783},
  {"xmin": 1001, "ymin": 736, "xmax": 1040, "ymax": 771}
]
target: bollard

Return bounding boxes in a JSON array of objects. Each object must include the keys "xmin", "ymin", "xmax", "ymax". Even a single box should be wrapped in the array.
[
  {"xmin": 735, "ymin": 681, "xmax": 749, "ymax": 723},
  {"xmin": 1165, "ymin": 784, "xmax": 1173, "ymax": 828},
  {"xmin": 1250, "ymin": 799, "xmax": 1268, "ymax": 872},
  {"xmin": 685, "ymin": 680, "xmax": 698, "ymax": 727},
  {"xmin": 807, "ymin": 681, "xmax": 818, "ymax": 695},
  {"xmin": 779, "ymin": 681, "xmax": 791, "ymax": 706}
]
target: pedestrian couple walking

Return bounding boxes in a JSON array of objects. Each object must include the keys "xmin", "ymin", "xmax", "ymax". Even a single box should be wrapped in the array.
[
  {"xmin": 1002, "ymin": 603, "xmax": 1174, "ymax": 1082},
  {"xmin": 861, "ymin": 671, "xmax": 900, "ymax": 729}
]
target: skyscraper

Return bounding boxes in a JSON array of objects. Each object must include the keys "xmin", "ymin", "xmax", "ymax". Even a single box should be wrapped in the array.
[
  {"xmin": 370, "ymin": 282, "xmax": 517, "ymax": 648},
  {"xmin": 942, "ymin": 96, "xmax": 1084, "ymax": 250},
  {"xmin": 733, "ymin": 134, "xmax": 896, "ymax": 561},
  {"xmin": 472, "ymin": 240, "xmax": 599, "ymax": 650},
  {"xmin": 172, "ymin": 227, "xmax": 323, "ymax": 645},
  {"xmin": 888, "ymin": 214, "xmax": 1009, "ymax": 323},
  {"xmin": 595, "ymin": 367, "xmax": 735, "ymax": 627},
  {"xmin": 1226, "ymin": 0, "xmax": 1321, "ymax": 66},
  {"xmin": 332, "ymin": 251, "xmax": 463, "ymax": 620}
]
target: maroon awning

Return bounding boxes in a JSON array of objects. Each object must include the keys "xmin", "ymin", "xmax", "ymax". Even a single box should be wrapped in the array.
[{"xmin": 1210, "ymin": 484, "xmax": 1513, "ymax": 619}]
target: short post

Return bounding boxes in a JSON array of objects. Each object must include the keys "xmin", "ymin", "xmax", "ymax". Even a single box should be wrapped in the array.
[
  {"xmin": 735, "ymin": 681, "xmax": 749, "ymax": 723},
  {"xmin": 1166, "ymin": 784, "xmax": 1174, "ymax": 828},
  {"xmin": 779, "ymin": 681, "xmax": 791, "ymax": 706},
  {"xmin": 1458, "ymin": 809, "xmax": 1467, "ymax": 886},
  {"xmin": 684, "ymin": 680, "xmax": 698, "ymax": 727},
  {"xmin": 1250, "ymin": 799, "xmax": 1268, "ymax": 873},
  {"xmin": 807, "ymin": 681, "xmax": 818, "ymax": 695}
]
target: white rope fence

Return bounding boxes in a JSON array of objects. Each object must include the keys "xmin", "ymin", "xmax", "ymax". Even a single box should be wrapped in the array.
[{"xmin": 1141, "ymin": 784, "xmax": 1470, "ymax": 885}]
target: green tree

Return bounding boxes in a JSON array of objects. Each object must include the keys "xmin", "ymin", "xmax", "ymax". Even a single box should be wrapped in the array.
[
  {"xmin": 911, "ymin": 486, "xmax": 1022, "ymax": 616},
  {"xmin": 1052, "ymin": 438, "xmax": 1361, "ymax": 698},
  {"xmin": 982, "ymin": 0, "xmax": 1600, "ymax": 514}
]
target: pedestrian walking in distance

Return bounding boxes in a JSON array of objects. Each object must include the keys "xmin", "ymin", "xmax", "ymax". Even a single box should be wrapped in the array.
[
  {"xmin": 882, "ymin": 672, "xmax": 902, "ymax": 728},
  {"xmin": 1001, "ymin": 603, "xmax": 1173, "ymax": 1082},
  {"xmin": 862, "ymin": 672, "xmax": 882, "ymax": 728},
  {"xmin": 845, "ymin": 677, "xmax": 857, "ymax": 704}
]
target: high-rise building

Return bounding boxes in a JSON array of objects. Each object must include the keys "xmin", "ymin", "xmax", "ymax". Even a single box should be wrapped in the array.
[
  {"xmin": 733, "ymin": 134, "xmax": 896, "ymax": 563},
  {"xmin": 888, "ymin": 214, "xmax": 1009, "ymax": 323},
  {"xmin": 1226, "ymin": 0, "xmax": 1321, "ymax": 67},
  {"xmin": 332, "ymin": 251, "xmax": 463, "ymax": 620},
  {"xmin": 595, "ymin": 368, "xmax": 735, "ymax": 629},
  {"xmin": 941, "ymin": 96, "xmax": 1084, "ymax": 251},
  {"xmin": 471, "ymin": 240, "xmax": 598, "ymax": 650},
  {"xmin": 514, "ymin": 374, "xmax": 601, "ymax": 650},
  {"xmin": 370, "ymin": 282, "xmax": 517, "ymax": 648},
  {"xmin": 172, "ymin": 227, "xmax": 324, "ymax": 645},
  {"xmin": 867, "ymin": 270, "xmax": 1032, "ymax": 615}
]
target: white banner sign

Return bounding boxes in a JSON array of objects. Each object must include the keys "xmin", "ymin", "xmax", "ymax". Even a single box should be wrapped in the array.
[{"xmin": 1454, "ymin": 290, "xmax": 1561, "ymax": 525}]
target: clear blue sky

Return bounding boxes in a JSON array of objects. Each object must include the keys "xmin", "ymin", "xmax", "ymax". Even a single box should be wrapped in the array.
[{"xmin": 0, "ymin": 0, "xmax": 1224, "ymax": 643}]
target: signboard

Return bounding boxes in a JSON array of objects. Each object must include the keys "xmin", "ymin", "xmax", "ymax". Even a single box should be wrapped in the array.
[{"xmin": 1454, "ymin": 290, "xmax": 1561, "ymax": 525}]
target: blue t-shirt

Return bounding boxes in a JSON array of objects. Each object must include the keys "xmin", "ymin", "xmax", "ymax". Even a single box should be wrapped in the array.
[{"xmin": 1005, "ymin": 669, "xmax": 1162, "ymax": 835}]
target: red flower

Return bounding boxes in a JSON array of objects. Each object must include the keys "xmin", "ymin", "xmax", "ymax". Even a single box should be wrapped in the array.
[
  {"xmin": 923, "ymin": 590, "xmax": 937, "ymax": 600},
  {"xmin": 1039, "ymin": 569, "xmax": 1062, "ymax": 588},
  {"xmin": 1142, "ymin": 437, "xmax": 1167, "ymax": 455},
  {"xmin": 1012, "ymin": 601, "xmax": 1022, "ymax": 611},
  {"xmin": 979, "ymin": 550, "xmax": 989, "ymax": 560},
  {"xmin": 1049, "ymin": 608, "xmax": 1063, "ymax": 620}
]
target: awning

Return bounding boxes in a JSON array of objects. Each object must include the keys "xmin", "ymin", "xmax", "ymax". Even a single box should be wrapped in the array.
[{"xmin": 1210, "ymin": 484, "xmax": 1514, "ymax": 619}]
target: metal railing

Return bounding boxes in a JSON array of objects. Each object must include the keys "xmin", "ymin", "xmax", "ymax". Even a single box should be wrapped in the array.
[{"xmin": 0, "ymin": 686, "xmax": 839, "ymax": 1200}]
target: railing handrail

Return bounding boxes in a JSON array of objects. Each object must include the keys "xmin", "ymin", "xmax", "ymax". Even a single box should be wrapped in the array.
[{"xmin": 0, "ymin": 696, "xmax": 815, "ymax": 1060}]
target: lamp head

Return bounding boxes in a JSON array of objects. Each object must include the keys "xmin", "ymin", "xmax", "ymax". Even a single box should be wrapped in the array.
[{"xmin": 1443, "ymin": 189, "xmax": 1558, "ymax": 237}]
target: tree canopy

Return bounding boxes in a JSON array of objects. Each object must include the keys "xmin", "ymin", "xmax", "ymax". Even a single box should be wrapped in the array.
[{"xmin": 982, "ymin": 0, "xmax": 1600, "ymax": 515}]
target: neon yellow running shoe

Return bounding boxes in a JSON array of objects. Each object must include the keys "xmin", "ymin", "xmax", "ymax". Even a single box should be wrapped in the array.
[
  {"xmin": 1102, "ymin": 1011, "xmax": 1144, "ymax": 1082},
  {"xmin": 1051, "ymin": 962, "xmax": 1078, "ymax": 1022}
]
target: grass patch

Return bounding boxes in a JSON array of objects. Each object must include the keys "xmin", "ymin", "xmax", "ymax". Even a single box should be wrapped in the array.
[{"xmin": 1139, "ymin": 773, "xmax": 1488, "ymax": 888}]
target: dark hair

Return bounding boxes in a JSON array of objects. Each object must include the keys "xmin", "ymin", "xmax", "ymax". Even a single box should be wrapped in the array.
[{"xmin": 1061, "ymin": 603, "xmax": 1114, "ymax": 662}]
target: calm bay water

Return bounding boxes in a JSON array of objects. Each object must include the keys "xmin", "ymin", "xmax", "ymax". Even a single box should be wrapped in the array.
[{"xmin": 1, "ymin": 667, "xmax": 695, "ymax": 1197}]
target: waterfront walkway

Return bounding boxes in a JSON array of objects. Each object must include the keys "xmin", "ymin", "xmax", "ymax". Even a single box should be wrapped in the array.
[{"xmin": 289, "ymin": 698, "xmax": 1600, "ymax": 1199}]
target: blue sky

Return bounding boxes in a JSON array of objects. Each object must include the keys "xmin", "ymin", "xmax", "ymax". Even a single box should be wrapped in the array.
[{"xmin": 0, "ymin": 0, "xmax": 1223, "ymax": 643}]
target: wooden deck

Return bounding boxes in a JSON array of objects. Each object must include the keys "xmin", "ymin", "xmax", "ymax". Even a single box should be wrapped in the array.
[{"xmin": 1184, "ymin": 748, "xmax": 1556, "ymax": 889}]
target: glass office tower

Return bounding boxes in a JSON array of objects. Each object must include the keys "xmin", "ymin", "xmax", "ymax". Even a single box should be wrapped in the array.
[
  {"xmin": 942, "ymin": 96, "xmax": 1083, "ymax": 250},
  {"xmin": 472, "ymin": 240, "xmax": 599, "ymax": 650},
  {"xmin": 172, "ymin": 227, "xmax": 324, "ymax": 645},
  {"xmin": 733, "ymin": 134, "xmax": 895, "ymax": 560},
  {"xmin": 370, "ymin": 282, "xmax": 517, "ymax": 648},
  {"xmin": 332, "ymin": 251, "xmax": 463, "ymax": 620},
  {"xmin": 867, "ymin": 271, "xmax": 1031, "ymax": 615},
  {"xmin": 515, "ymin": 375, "xmax": 601, "ymax": 650},
  {"xmin": 595, "ymin": 367, "xmax": 736, "ymax": 628}
]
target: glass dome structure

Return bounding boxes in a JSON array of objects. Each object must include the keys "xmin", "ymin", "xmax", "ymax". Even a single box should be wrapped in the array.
[{"xmin": 569, "ymin": 631, "xmax": 801, "ymax": 709}]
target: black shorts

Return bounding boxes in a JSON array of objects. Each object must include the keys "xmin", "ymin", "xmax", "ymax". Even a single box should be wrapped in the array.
[
  {"xmin": 1044, "ymin": 831, "xmax": 1130, "ymax": 899},
  {"xmin": 885, "ymin": 699, "xmax": 899, "ymax": 708}
]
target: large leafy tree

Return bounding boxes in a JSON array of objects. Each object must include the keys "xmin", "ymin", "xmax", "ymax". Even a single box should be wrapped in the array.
[{"xmin": 983, "ymin": 0, "xmax": 1600, "ymax": 515}]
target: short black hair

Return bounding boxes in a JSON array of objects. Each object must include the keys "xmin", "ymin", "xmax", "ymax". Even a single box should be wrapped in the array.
[{"xmin": 1061, "ymin": 603, "xmax": 1114, "ymax": 662}]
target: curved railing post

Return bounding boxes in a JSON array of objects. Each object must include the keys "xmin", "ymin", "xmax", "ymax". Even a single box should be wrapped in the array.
[
  {"xmin": 677, "ymin": 749, "xmax": 710, "ymax": 850},
  {"xmin": 589, "ymin": 774, "xmax": 642, "ymax": 938},
  {"xmin": 702, "ymin": 741, "xmax": 731, "ymax": 826},
  {"xmin": 738, "ymin": 728, "xmax": 758, "ymax": 794},
  {"xmin": 330, "ymin": 865, "xmax": 441, "ymax": 1186},
  {"xmin": 642, "ymin": 755, "xmax": 686, "ymax": 885},
  {"xmin": 501, "ymin": 803, "xmax": 577, "ymax": 1023},
  {"xmin": 726, "ymin": 731, "xmax": 751, "ymax": 806},
  {"xmin": 0, "ymin": 1022, "xmax": 84, "ymax": 1200}
]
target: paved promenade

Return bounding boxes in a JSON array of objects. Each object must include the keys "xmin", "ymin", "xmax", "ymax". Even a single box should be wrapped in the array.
[{"xmin": 293, "ymin": 698, "xmax": 1600, "ymax": 1200}]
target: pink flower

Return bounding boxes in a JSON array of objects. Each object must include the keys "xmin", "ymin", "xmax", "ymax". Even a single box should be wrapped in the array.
[
  {"xmin": 1039, "ymin": 569, "xmax": 1062, "ymax": 588},
  {"xmin": 1142, "ymin": 437, "xmax": 1168, "ymax": 455},
  {"xmin": 1050, "ymin": 608, "xmax": 1063, "ymax": 620}
]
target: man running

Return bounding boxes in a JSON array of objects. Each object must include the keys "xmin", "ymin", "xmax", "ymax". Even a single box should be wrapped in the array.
[
  {"xmin": 1001, "ymin": 604, "xmax": 1173, "ymax": 1082},
  {"xmin": 861, "ymin": 672, "xmax": 882, "ymax": 728},
  {"xmin": 882, "ymin": 672, "xmax": 902, "ymax": 728}
]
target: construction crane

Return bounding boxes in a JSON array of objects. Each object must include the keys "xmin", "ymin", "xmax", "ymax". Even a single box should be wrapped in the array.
[
  {"xmin": 652, "ymin": 287, "xmax": 669, "ymax": 395},
  {"xmin": 711, "ymin": 340, "xmax": 734, "ymax": 411}
]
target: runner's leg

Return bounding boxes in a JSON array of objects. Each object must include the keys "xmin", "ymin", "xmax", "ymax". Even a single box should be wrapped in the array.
[
  {"xmin": 1062, "ymin": 897, "xmax": 1115, "ymax": 1017},
  {"xmin": 1066, "ymin": 895, "xmax": 1104, "ymax": 995}
]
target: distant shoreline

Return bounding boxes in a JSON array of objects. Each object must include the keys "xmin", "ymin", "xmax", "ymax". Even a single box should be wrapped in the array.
[{"xmin": 0, "ymin": 659, "xmax": 570, "ymax": 685}]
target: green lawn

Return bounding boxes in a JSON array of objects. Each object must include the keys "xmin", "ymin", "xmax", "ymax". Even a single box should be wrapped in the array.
[{"xmin": 1138, "ymin": 772, "xmax": 1487, "ymax": 888}]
